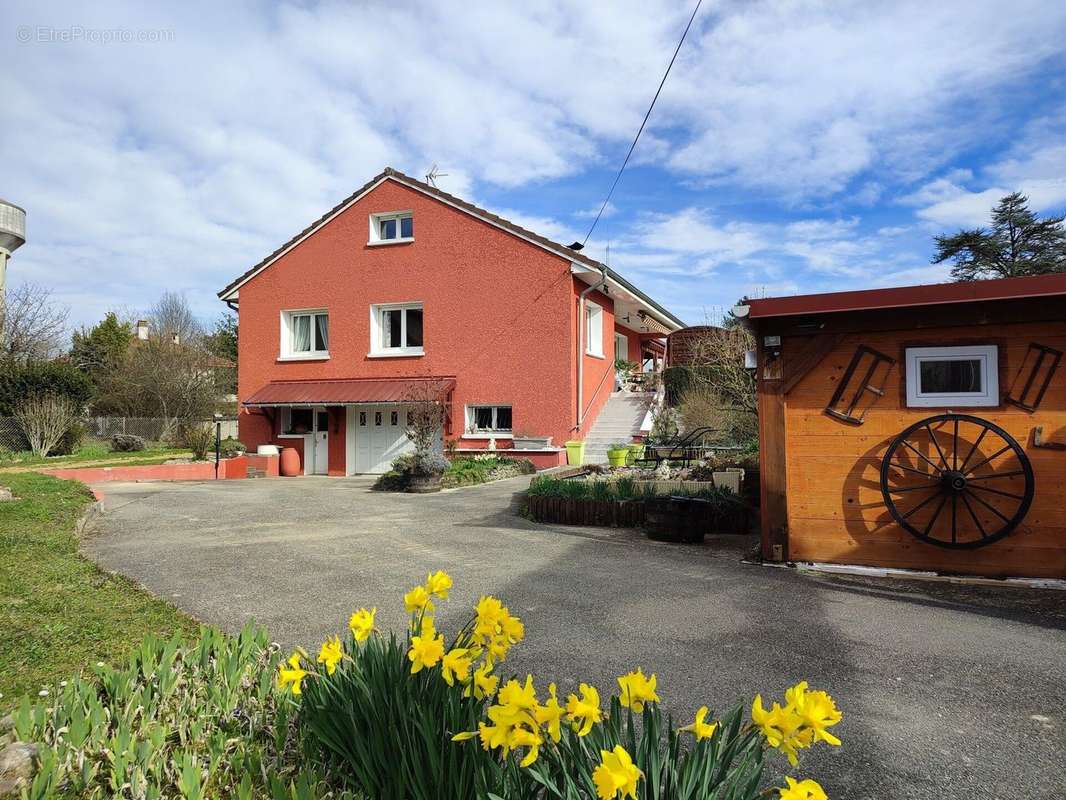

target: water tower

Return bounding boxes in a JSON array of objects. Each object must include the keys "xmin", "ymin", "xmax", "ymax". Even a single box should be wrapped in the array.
[{"xmin": 0, "ymin": 199, "xmax": 27, "ymax": 300}]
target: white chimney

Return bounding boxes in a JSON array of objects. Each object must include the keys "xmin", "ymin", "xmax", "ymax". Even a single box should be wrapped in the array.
[
  {"xmin": 171, "ymin": 333, "xmax": 180, "ymax": 345},
  {"xmin": 135, "ymin": 320, "xmax": 149, "ymax": 340}
]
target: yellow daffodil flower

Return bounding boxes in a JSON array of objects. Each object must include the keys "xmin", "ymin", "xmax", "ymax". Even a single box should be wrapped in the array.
[
  {"xmin": 277, "ymin": 651, "xmax": 308, "ymax": 695},
  {"xmin": 467, "ymin": 662, "xmax": 499, "ymax": 700},
  {"xmin": 535, "ymin": 682, "xmax": 565, "ymax": 742},
  {"xmin": 592, "ymin": 745, "xmax": 642, "ymax": 800},
  {"xmin": 348, "ymin": 607, "xmax": 377, "ymax": 642},
  {"xmin": 778, "ymin": 776, "xmax": 828, "ymax": 800},
  {"xmin": 566, "ymin": 683, "xmax": 603, "ymax": 736},
  {"xmin": 509, "ymin": 724, "xmax": 543, "ymax": 767},
  {"xmin": 785, "ymin": 681, "xmax": 843, "ymax": 746},
  {"xmin": 316, "ymin": 635, "xmax": 343, "ymax": 676},
  {"xmin": 441, "ymin": 647, "xmax": 473, "ymax": 687},
  {"xmin": 752, "ymin": 694, "xmax": 813, "ymax": 766},
  {"xmin": 426, "ymin": 570, "xmax": 453, "ymax": 599},
  {"xmin": 680, "ymin": 705, "xmax": 717, "ymax": 741},
  {"xmin": 404, "ymin": 584, "xmax": 434, "ymax": 614},
  {"xmin": 451, "ymin": 730, "xmax": 477, "ymax": 742},
  {"xmin": 407, "ymin": 625, "xmax": 445, "ymax": 674},
  {"xmin": 617, "ymin": 668, "xmax": 660, "ymax": 713}
]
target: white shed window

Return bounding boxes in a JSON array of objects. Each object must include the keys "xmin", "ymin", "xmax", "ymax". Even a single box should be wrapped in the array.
[
  {"xmin": 905, "ymin": 345, "xmax": 999, "ymax": 407},
  {"xmin": 370, "ymin": 303, "xmax": 424, "ymax": 356},
  {"xmin": 280, "ymin": 310, "xmax": 329, "ymax": 359},
  {"xmin": 467, "ymin": 405, "xmax": 513, "ymax": 433},
  {"xmin": 585, "ymin": 301, "xmax": 604, "ymax": 357},
  {"xmin": 369, "ymin": 212, "xmax": 414, "ymax": 244}
]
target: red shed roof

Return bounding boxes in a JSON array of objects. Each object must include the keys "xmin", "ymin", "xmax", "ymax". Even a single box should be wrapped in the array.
[
  {"xmin": 744, "ymin": 273, "xmax": 1066, "ymax": 319},
  {"xmin": 244, "ymin": 377, "xmax": 455, "ymax": 406}
]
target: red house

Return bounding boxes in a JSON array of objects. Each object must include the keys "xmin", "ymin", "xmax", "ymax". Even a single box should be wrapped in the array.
[{"xmin": 218, "ymin": 168, "xmax": 683, "ymax": 474}]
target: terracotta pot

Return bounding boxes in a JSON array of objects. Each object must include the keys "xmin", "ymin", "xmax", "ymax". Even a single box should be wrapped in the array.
[{"xmin": 279, "ymin": 447, "xmax": 302, "ymax": 477}]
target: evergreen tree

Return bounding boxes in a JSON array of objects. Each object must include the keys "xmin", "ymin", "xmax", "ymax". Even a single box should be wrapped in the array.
[
  {"xmin": 933, "ymin": 192, "xmax": 1066, "ymax": 281},
  {"xmin": 204, "ymin": 313, "xmax": 238, "ymax": 363},
  {"xmin": 70, "ymin": 312, "xmax": 133, "ymax": 385}
]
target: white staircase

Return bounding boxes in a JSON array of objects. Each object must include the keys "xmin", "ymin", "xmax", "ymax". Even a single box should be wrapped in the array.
[{"xmin": 582, "ymin": 392, "xmax": 655, "ymax": 464}]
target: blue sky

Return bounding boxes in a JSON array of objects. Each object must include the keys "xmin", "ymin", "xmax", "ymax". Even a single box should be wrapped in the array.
[{"xmin": 4, "ymin": 0, "xmax": 1066, "ymax": 330}]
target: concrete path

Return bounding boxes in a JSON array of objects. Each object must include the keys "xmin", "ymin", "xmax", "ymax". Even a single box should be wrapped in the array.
[{"xmin": 84, "ymin": 476, "xmax": 1066, "ymax": 799}]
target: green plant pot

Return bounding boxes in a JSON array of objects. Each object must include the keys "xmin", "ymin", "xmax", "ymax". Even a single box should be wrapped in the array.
[
  {"xmin": 627, "ymin": 443, "xmax": 645, "ymax": 460},
  {"xmin": 607, "ymin": 449, "xmax": 629, "ymax": 467},
  {"xmin": 564, "ymin": 440, "xmax": 585, "ymax": 466}
]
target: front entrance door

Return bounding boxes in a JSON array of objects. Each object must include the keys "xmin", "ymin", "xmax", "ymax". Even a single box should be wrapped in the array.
[
  {"xmin": 309, "ymin": 408, "xmax": 329, "ymax": 475},
  {"xmin": 348, "ymin": 405, "xmax": 414, "ymax": 474}
]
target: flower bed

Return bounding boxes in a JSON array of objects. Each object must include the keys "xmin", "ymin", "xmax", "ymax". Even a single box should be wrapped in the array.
[
  {"xmin": 526, "ymin": 475, "xmax": 748, "ymax": 534},
  {"xmin": 8, "ymin": 570, "xmax": 842, "ymax": 799},
  {"xmin": 374, "ymin": 453, "xmax": 536, "ymax": 491}
]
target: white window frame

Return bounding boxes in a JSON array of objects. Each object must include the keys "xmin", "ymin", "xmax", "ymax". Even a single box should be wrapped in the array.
[
  {"xmin": 369, "ymin": 302, "xmax": 424, "ymax": 357},
  {"xmin": 614, "ymin": 331, "xmax": 629, "ymax": 361},
  {"xmin": 466, "ymin": 404, "xmax": 513, "ymax": 437},
  {"xmin": 279, "ymin": 309, "xmax": 329, "ymax": 360},
  {"xmin": 368, "ymin": 211, "xmax": 414, "ymax": 245},
  {"xmin": 585, "ymin": 301, "xmax": 604, "ymax": 358},
  {"xmin": 278, "ymin": 406, "xmax": 317, "ymax": 439},
  {"xmin": 905, "ymin": 345, "xmax": 999, "ymax": 407}
]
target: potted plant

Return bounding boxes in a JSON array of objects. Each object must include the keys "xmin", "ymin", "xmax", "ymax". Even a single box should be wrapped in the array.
[
  {"xmin": 607, "ymin": 442, "xmax": 631, "ymax": 467},
  {"xmin": 512, "ymin": 429, "xmax": 552, "ymax": 450},
  {"xmin": 407, "ymin": 452, "xmax": 449, "ymax": 493},
  {"xmin": 627, "ymin": 441, "xmax": 646, "ymax": 461},
  {"xmin": 564, "ymin": 440, "xmax": 585, "ymax": 465}
]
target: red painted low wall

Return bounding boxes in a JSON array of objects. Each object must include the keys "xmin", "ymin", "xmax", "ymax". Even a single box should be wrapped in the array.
[
  {"xmin": 44, "ymin": 455, "xmax": 250, "ymax": 483},
  {"xmin": 454, "ymin": 448, "xmax": 566, "ymax": 470},
  {"xmin": 245, "ymin": 453, "xmax": 281, "ymax": 477}
]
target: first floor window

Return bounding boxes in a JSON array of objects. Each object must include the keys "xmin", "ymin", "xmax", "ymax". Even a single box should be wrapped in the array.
[
  {"xmin": 283, "ymin": 310, "xmax": 328, "ymax": 357},
  {"xmin": 372, "ymin": 303, "xmax": 424, "ymax": 354},
  {"xmin": 585, "ymin": 301, "xmax": 604, "ymax": 357},
  {"xmin": 468, "ymin": 405, "xmax": 513, "ymax": 433},
  {"xmin": 905, "ymin": 345, "xmax": 999, "ymax": 407}
]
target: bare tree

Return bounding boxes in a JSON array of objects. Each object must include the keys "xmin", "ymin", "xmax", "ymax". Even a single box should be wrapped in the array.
[
  {"xmin": 96, "ymin": 338, "xmax": 217, "ymax": 440},
  {"xmin": 0, "ymin": 283, "xmax": 69, "ymax": 363},
  {"xmin": 403, "ymin": 379, "xmax": 450, "ymax": 471},
  {"xmin": 14, "ymin": 393, "xmax": 80, "ymax": 457},
  {"xmin": 147, "ymin": 291, "xmax": 202, "ymax": 344},
  {"xmin": 669, "ymin": 325, "xmax": 757, "ymax": 414}
]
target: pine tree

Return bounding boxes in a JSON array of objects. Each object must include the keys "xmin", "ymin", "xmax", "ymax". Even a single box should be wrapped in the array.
[{"xmin": 933, "ymin": 192, "xmax": 1066, "ymax": 281}]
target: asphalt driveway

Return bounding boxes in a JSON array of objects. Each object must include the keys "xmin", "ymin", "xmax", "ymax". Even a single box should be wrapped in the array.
[{"xmin": 84, "ymin": 476, "xmax": 1066, "ymax": 799}]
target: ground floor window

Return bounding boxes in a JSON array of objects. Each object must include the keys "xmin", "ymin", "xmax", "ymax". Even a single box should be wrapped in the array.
[
  {"xmin": 280, "ymin": 407, "xmax": 314, "ymax": 435},
  {"xmin": 467, "ymin": 405, "xmax": 513, "ymax": 433},
  {"xmin": 905, "ymin": 345, "xmax": 999, "ymax": 407}
]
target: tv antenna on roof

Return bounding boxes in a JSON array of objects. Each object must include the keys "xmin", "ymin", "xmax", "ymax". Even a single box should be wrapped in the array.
[{"xmin": 425, "ymin": 164, "xmax": 448, "ymax": 188}]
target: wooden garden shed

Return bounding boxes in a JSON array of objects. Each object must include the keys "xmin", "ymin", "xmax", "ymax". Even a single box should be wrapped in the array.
[{"xmin": 740, "ymin": 273, "xmax": 1066, "ymax": 579}]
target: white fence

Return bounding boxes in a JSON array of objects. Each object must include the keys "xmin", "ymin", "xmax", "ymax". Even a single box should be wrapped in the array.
[{"xmin": 0, "ymin": 416, "xmax": 239, "ymax": 453}]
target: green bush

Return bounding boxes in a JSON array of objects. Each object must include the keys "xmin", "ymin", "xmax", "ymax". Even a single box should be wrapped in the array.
[
  {"xmin": 110, "ymin": 433, "xmax": 146, "ymax": 452},
  {"xmin": 0, "ymin": 360, "xmax": 94, "ymax": 417},
  {"xmin": 220, "ymin": 437, "xmax": 247, "ymax": 459},
  {"xmin": 10, "ymin": 625, "xmax": 356, "ymax": 799},
  {"xmin": 181, "ymin": 423, "xmax": 214, "ymax": 461},
  {"xmin": 49, "ymin": 419, "xmax": 87, "ymax": 456}
]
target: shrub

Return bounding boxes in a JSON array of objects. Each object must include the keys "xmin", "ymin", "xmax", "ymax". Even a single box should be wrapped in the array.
[
  {"xmin": 181, "ymin": 423, "xmax": 214, "ymax": 461},
  {"xmin": 0, "ymin": 360, "xmax": 94, "ymax": 417},
  {"xmin": 13, "ymin": 393, "xmax": 82, "ymax": 457},
  {"xmin": 647, "ymin": 406, "xmax": 679, "ymax": 444},
  {"xmin": 414, "ymin": 451, "xmax": 450, "ymax": 476},
  {"xmin": 678, "ymin": 384, "xmax": 758, "ymax": 445},
  {"xmin": 49, "ymin": 418, "xmax": 87, "ymax": 456},
  {"xmin": 10, "ymin": 625, "xmax": 356, "ymax": 799},
  {"xmin": 285, "ymin": 570, "xmax": 842, "ymax": 800},
  {"xmin": 607, "ymin": 442, "xmax": 631, "ymax": 454},
  {"xmin": 219, "ymin": 436, "xmax": 247, "ymax": 459},
  {"xmin": 110, "ymin": 433, "xmax": 146, "ymax": 452}
]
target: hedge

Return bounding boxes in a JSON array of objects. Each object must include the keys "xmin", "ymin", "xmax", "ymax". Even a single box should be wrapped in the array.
[{"xmin": 0, "ymin": 360, "xmax": 94, "ymax": 416}]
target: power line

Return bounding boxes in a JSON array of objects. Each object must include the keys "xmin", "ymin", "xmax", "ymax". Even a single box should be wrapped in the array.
[{"xmin": 582, "ymin": 0, "xmax": 703, "ymax": 247}]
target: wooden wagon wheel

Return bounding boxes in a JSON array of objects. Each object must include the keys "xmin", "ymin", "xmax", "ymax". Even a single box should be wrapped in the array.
[{"xmin": 879, "ymin": 414, "xmax": 1034, "ymax": 550}]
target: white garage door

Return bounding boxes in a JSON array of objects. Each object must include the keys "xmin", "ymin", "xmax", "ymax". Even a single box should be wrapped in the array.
[{"xmin": 347, "ymin": 405, "xmax": 415, "ymax": 474}]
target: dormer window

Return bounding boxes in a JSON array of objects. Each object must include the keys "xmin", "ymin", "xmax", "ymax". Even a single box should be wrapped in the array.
[{"xmin": 369, "ymin": 212, "xmax": 413, "ymax": 245}]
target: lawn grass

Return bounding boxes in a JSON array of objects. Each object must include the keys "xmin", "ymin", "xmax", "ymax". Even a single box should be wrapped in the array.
[
  {"xmin": 0, "ymin": 473, "xmax": 199, "ymax": 704},
  {"xmin": 0, "ymin": 443, "xmax": 191, "ymax": 472}
]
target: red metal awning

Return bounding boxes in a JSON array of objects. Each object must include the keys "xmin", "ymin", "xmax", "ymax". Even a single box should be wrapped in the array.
[{"xmin": 243, "ymin": 377, "xmax": 456, "ymax": 406}]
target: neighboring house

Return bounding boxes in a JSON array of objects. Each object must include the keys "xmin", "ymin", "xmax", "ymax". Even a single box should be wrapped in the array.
[
  {"xmin": 743, "ymin": 272, "xmax": 1066, "ymax": 579},
  {"xmin": 218, "ymin": 167, "xmax": 683, "ymax": 475}
]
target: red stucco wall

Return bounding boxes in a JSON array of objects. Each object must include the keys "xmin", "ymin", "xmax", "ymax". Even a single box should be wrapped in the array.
[{"xmin": 235, "ymin": 179, "xmax": 584, "ymax": 470}]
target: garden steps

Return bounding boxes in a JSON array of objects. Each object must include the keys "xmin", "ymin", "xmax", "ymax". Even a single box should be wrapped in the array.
[{"xmin": 582, "ymin": 392, "xmax": 655, "ymax": 463}]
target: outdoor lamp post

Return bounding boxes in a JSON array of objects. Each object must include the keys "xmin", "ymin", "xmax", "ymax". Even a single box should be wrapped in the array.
[{"xmin": 213, "ymin": 413, "xmax": 223, "ymax": 480}]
